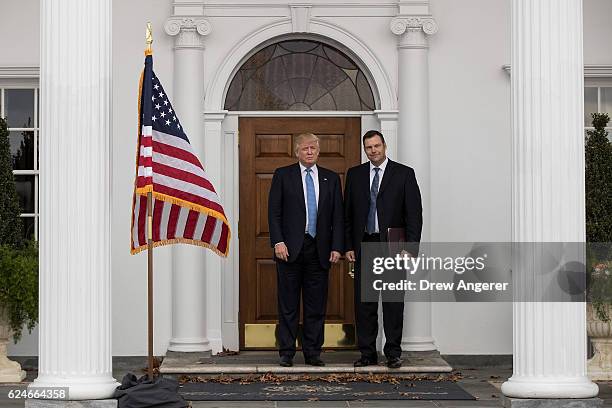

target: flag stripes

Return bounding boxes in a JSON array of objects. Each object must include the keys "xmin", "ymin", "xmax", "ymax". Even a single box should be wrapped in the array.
[
  {"xmin": 130, "ymin": 52, "xmax": 230, "ymax": 256},
  {"xmin": 132, "ymin": 196, "xmax": 229, "ymax": 253}
]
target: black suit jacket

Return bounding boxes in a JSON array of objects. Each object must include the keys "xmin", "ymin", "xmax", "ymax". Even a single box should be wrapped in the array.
[
  {"xmin": 268, "ymin": 163, "xmax": 344, "ymax": 269},
  {"xmin": 344, "ymin": 159, "xmax": 422, "ymax": 255}
]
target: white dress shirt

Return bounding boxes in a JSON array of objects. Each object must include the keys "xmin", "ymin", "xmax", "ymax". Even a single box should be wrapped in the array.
[
  {"xmin": 368, "ymin": 157, "xmax": 388, "ymax": 233},
  {"xmin": 300, "ymin": 162, "xmax": 319, "ymax": 233}
]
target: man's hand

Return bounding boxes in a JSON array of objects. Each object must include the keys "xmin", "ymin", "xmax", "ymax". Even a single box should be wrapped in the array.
[
  {"xmin": 274, "ymin": 242, "xmax": 289, "ymax": 261},
  {"xmin": 329, "ymin": 251, "xmax": 341, "ymax": 263},
  {"xmin": 345, "ymin": 250, "xmax": 356, "ymax": 262}
]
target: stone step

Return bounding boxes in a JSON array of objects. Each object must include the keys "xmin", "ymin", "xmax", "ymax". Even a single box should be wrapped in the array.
[{"xmin": 160, "ymin": 350, "xmax": 453, "ymax": 376}]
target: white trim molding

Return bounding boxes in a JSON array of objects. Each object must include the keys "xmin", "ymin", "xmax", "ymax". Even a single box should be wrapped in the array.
[
  {"xmin": 0, "ymin": 67, "xmax": 40, "ymax": 79},
  {"xmin": 502, "ymin": 64, "xmax": 612, "ymax": 78},
  {"xmin": 290, "ymin": 4, "xmax": 312, "ymax": 32}
]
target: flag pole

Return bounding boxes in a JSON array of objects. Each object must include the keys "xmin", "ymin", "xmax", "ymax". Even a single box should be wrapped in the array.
[
  {"xmin": 145, "ymin": 22, "xmax": 155, "ymax": 381},
  {"xmin": 147, "ymin": 192, "xmax": 154, "ymax": 380}
]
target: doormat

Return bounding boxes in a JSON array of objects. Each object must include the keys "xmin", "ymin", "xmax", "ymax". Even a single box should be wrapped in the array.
[{"xmin": 178, "ymin": 373, "xmax": 475, "ymax": 401}]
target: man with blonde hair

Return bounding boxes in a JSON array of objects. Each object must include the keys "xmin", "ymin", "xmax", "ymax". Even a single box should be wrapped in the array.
[{"xmin": 268, "ymin": 133, "xmax": 344, "ymax": 367}]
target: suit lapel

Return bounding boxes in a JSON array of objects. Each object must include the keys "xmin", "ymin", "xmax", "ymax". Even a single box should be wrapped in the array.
[
  {"xmin": 291, "ymin": 163, "xmax": 306, "ymax": 215},
  {"xmin": 317, "ymin": 168, "xmax": 329, "ymax": 211},
  {"xmin": 361, "ymin": 162, "xmax": 371, "ymax": 199},
  {"xmin": 377, "ymin": 159, "xmax": 395, "ymax": 196}
]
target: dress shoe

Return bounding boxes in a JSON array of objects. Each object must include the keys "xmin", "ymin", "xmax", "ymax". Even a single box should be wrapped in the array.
[
  {"xmin": 353, "ymin": 357, "xmax": 377, "ymax": 367},
  {"xmin": 304, "ymin": 357, "xmax": 325, "ymax": 367},
  {"xmin": 386, "ymin": 356, "xmax": 402, "ymax": 368},
  {"xmin": 279, "ymin": 356, "xmax": 293, "ymax": 367}
]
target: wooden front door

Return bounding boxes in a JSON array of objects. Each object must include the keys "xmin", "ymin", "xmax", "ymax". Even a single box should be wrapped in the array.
[{"xmin": 239, "ymin": 117, "xmax": 361, "ymax": 349}]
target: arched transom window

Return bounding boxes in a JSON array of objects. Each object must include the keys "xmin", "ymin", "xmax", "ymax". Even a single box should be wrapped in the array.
[{"xmin": 224, "ymin": 39, "xmax": 376, "ymax": 111}]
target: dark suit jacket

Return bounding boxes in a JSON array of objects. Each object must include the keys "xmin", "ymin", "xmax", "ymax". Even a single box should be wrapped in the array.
[
  {"xmin": 268, "ymin": 163, "xmax": 344, "ymax": 269},
  {"xmin": 344, "ymin": 159, "xmax": 422, "ymax": 255}
]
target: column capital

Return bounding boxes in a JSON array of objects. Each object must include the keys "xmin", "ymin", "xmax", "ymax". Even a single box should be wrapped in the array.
[
  {"xmin": 164, "ymin": 16, "xmax": 212, "ymax": 49},
  {"xmin": 390, "ymin": 16, "xmax": 438, "ymax": 36}
]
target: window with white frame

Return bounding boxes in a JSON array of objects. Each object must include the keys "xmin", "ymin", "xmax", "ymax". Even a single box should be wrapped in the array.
[
  {"xmin": 1, "ymin": 87, "xmax": 39, "ymax": 240},
  {"xmin": 584, "ymin": 85, "xmax": 612, "ymax": 138}
]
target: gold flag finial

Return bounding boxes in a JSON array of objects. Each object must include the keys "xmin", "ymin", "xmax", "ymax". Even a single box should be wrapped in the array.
[{"xmin": 145, "ymin": 22, "xmax": 153, "ymax": 54}]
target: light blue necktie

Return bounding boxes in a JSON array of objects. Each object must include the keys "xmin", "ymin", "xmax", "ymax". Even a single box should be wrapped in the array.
[
  {"xmin": 367, "ymin": 167, "xmax": 380, "ymax": 234},
  {"xmin": 305, "ymin": 168, "xmax": 317, "ymax": 238}
]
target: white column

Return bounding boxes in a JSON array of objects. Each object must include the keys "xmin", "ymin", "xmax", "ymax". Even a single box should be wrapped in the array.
[
  {"xmin": 391, "ymin": 15, "xmax": 438, "ymax": 352},
  {"xmin": 164, "ymin": 17, "xmax": 213, "ymax": 353},
  {"xmin": 30, "ymin": 0, "xmax": 119, "ymax": 400},
  {"xmin": 501, "ymin": 0, "xmax": 598, "ymax": 400}
]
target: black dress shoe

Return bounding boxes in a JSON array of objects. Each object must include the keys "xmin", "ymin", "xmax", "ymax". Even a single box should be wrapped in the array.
[
  {"xmin": 279, "ymin": 356, "xmax": 293, "ymax": 367},
  {"xmin": 386, "ymin": 356, "xmax": 402, "ymax": 368},
  {"xmin": 354, "ymin": 357, "xmax": 377, "ymax": 367},
  {"xmin": 304, "ymin": 357, "xmax": 325, "ymax": 367}
]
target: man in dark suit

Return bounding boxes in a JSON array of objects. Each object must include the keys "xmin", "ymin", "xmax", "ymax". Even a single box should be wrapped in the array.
[
  {"xmin": 268, "ymin": 133, "xmax": 344, "ymax": 367},
  {"xmin": 344, "ymin": 130, "xmax": 422, "ymax": 368}
]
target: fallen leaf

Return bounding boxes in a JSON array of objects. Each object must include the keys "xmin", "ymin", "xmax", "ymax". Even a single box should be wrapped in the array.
[{"xmin": 216, "ymin": 348, "xmax": 240, "ymax": 357}]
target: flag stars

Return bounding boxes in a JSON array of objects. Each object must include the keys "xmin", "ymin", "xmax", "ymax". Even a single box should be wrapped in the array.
[
  {"xmin": 169, "ymin": 108, "xmax": 173, "ymax": 114},
  {"xmin": 165, "ymin": 120, "xmax": 171, "ymax": 126},
  {"xmin": 152, "ymin": 115, "xmax": 157, "ymax": 122},
  {"xmin": 163, "ymin": 100, "xmax": 169, "ymax": 106},
  {"xmin": 160, "ymin": 111, "xmax": 166, "ymax": 118},
  {"xmin": 155, "ymin": 104, "xmax": 161, "ymax": 110},
  {"xmin": 151, "ymin": 96, "xmax": 155, "ymax": 101},
  {"xmin": 159, "ymin": 92, "xmax": 165, "ymax": 98},
  {"xmin": 154, "ymin": 84, "xmax": 159, "ymax": 90},
  {"xmin": 177, "ymin": 124, "xmax": 181, "ymax": 129},
  {"xmin": 173, "ymin": 116, "xmax": 177, "ymax": 121}
]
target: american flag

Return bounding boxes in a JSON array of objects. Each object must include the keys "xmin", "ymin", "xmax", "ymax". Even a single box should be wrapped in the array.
[{"xmin": 130, "ymin": 52, "xmax": 230, "ymax": 256}]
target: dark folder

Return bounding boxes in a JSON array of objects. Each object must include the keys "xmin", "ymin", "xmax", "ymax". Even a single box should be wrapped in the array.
[
  {"xmin": 387, "ymin": 227, "xmax": 406, "ymax": 243},
  {"xmin": 387, "ymin": 227, "xmax": 406, "ymax": 256}
]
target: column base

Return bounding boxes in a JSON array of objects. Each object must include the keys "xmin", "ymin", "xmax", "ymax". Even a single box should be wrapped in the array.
[
  {"xmin": 502, "ymin": 395, "xmax": 602, "ymax": 408},
  {"xmin": 502, "ymin": 376, "xmax": 599, "ymax": 399},
  {"xmin": 168, "ymin": 337, "xmax": 211, "ymax": 353},
  {"xmin": 30, "ymin": 376, "xmax": 120, "ymax": 400},
  {"xmin": 26, "ymin": 399, "xmax": 117, "ymax": 407},
  {"xmin": 401, "ymin": 336, "xmax": 437, "ymax": 351}
]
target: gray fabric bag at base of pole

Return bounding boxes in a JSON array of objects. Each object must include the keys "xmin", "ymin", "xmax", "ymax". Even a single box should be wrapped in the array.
[{"xmin": 113, "ymin": 373, "xmax": 188, "ymax": 408}]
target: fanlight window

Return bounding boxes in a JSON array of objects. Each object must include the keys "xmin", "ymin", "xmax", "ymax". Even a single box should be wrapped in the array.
[{"xmin": 224, "ymin": 39, "xmax": 375, "ymax": 111}]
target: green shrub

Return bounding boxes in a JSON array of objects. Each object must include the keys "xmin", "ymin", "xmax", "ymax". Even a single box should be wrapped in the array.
[
  {"xmin": 0, "ymin": 242, "xmax": 38, "ymax": 342},
  {"xmin": 585, "ymin": 112, "xmax": 612, "ymax": 321},
  {"xmin": 0, "ymin": 116, "xmax": 38, "ymax": 341}
]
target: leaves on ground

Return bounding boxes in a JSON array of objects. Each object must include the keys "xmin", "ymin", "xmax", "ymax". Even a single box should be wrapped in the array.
[
  {"xmin": 178, "ymin": 372, "xmax": 464, "ymax": 385},
  {"xmin": 216, "ymin": 348, "xmax": 240, "ymax": 357}
]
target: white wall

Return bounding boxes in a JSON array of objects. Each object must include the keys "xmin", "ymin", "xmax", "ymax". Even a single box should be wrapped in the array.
[
  {"xmin": 428, "ymin": 0, "xmax": 513, "ymax": 354},
  {"xmin": 110, "ymin": 0, "xmax": 175, "ymax": 356},
  {"xmin": 5, "ymin": 0, "xmax": 612, "ymax": 357},
  {"xmin": 584, "ymin": 0, "xmax": 612, "ymax": 65},
  {"xmin": 0, "ymin": 0, "xmax": 39, "ymax": 66}
]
